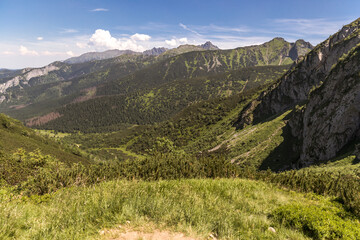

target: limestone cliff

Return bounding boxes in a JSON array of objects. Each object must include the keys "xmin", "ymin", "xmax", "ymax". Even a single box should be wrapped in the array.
[
  {"xmin": 235, "ymin": 18, "xmax": 360, "ymax": 166},
  {"xmin": 293, "ymin": 45, "xmax": 360, "ymax": 165},
  {"xmin": 236, "ymin": 18, "xmax": 360, "ymax": 128}
]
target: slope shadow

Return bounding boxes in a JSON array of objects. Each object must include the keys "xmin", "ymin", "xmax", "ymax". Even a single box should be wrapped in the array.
[{"xmin": 259, "ymin": 123, "xmax": 300, "ymax": 172}]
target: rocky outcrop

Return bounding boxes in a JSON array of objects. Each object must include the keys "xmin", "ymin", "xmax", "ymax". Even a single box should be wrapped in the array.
[
  {"xmin": 143, "ymin": 47, "xmax": 168, "ymax": 56},
  {"xmin": 289, "ymin": 39, "xmax": 314, "ymax": 60},
  {"xmin": 234, "ymin": 18, "xmax": 360, "ymax": 166},
  {"xmin": 0, "ymin": 63, "xmax": 60, "ymax": 95},
  {"xmin": 199, "ymin": 41, "xmax": 220, "ymax": 50},
  {"xmin": 236, "ymin": 18, "xmax": 360, "ymax": 128},
  {"xmin": 293, "ymin": 45, "xmax": 360, "ymax": 165}
]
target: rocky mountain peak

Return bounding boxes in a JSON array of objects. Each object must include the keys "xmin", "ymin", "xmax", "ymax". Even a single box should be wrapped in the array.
[
  {"xmin": 270, "ymin": 37, "xmax": 286, "ymax": 42},
  {"xmin": 289, "ymin": 39, "xmax": 314, "ymax": 60},
  {"xmin": 199, "ymin": 41, "xmax": 220, "ymax": 50},
  {"xmin": 235, "ymin": 17, "xmax": 360, "ymax": 167},
  {"xmin": 143, "ymin": 47, "xmax": 168, "ymax": 56}
]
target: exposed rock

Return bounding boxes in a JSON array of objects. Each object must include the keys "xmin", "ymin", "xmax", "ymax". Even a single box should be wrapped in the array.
[
  {"xmin": 236, "ymin": 18, "xmax": 360, "ymax": 128},
  {"xmin": 295, "ymin": 46, "xmax": 360, "ymax": 165},
  {"xmin": 235, "ymin": 18, "xmax": 360, "ymax": 166},
  {"xmin": 289, "ymin": 39, "xmax": 314, "ymax": 60},
  {"xmin": 0, "ymin": 63, "xmax": 59, "ymax": 94},
  {"xmin": 199, "ymin": 41, "xmax": 220, "ymax": 50},
  {"xmin": 143, "ymin": 47, "xmax": 168, "ymax": 56}
]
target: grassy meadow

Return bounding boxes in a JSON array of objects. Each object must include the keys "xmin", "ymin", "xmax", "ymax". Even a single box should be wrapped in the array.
[{"xmin": 2, "ymin": 178, "xmax": 360, "ymax": 240}]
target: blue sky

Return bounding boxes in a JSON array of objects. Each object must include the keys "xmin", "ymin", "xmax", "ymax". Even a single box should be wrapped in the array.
[{"xmin": 0, "ymin": 0, "xmax": 359, "ymax": 69}]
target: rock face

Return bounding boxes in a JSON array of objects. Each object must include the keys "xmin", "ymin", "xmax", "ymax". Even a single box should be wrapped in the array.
[
  {"xmin": 294, "ymin": 46, "xmax": 360, "ymax": 165},
  {"xmin": 356, "ymin": 144, "xmax": 360, "ymax": 159},
  {"xmin": 237, "ymin": 18, "xmax": 360, "ymax": 128},
  {"xmin": 143, "ymin": 47, "xmax": 168, "ymax": 56},
  {"xmin": 235, "ymin": 18, "xmax": 360, "ymax": 166},
  {"xmin": 289, "ymin": 39, "xmax": 314, "ymax": 60},
  {"xmin": 199, "ymin": 41, "xmax": 220, "ymax": 50},
  {"xmin": 0, "ymin": 63, "xmax": 60, "ymax": 102}
]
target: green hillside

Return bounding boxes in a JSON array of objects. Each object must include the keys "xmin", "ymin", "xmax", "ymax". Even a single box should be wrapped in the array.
[
  {"xmin": 0, "ymin": 54, "xmax": 156, "ymax": 117},
  {"xmin": 40, "ymin": 65, "xmax": 289, "ymax": 132},
  {"xmin": 0, "ymin": 114, "xmax": 87, "ymax": 164},
  {"xmin": 1, "ymin": 38, "xmax": 311, "ymax": 132}
]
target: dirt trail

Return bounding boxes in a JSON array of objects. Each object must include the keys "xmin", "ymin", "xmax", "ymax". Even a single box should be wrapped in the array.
[{"xmin": 100, "ymin": 226, "xmax": 200, "ymax": 240}]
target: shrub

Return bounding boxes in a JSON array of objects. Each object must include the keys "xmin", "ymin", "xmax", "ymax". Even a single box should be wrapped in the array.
[{"xmin": 274, "ymin": 203, "xmax": 360, "ymax": 239}]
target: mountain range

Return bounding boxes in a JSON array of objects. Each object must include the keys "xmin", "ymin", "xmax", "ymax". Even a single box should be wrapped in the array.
[
  {"xmin": 63, "ymin": 41, "xmax": 220, "ymax": 64},
  {"xmin": 1, "ymin": 18, "xmax": 359, "ymax": 168},
  {"xmin": 0, "ymin": 38, "xmax": 312, "ymax": 130},
  {"xmin": 1, "ymin": 17, "xmax": 360, "ymax": 240}
]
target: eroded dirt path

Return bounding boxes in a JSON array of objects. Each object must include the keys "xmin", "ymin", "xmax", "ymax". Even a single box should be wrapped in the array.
[{"xmin": 99, "ymin": 225, "xmax": 201, "ymax": 240}]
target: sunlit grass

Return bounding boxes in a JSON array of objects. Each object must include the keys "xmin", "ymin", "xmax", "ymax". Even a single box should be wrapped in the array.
[{"xmin": 1, "ymin": 178, "xmax": 350, "ymax": 240}]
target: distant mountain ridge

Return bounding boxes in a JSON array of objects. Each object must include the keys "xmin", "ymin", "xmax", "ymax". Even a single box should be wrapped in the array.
[
  {"xmin": 0, "ymin": 37, "xmax": 312, "ymax": 132},
  {"xmin": 64, "ymin": 49, "xmax": 139, "ymax": 64},
  {"xmin": 64, "ymin": 41, "xmax": 221, "ymax": 64},
  {"xmin": 143, "ymin": 47, "xmax": 168, "ymax": 56}
]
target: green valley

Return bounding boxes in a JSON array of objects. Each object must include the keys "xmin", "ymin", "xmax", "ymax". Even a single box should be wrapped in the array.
[{"xmin": 0, "ymin": 6, "xmax": 360, "ymax": 240}]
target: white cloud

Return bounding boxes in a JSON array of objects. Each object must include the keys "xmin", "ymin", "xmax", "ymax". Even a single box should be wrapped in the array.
[
  {"xmin": 19, "ymin": 46, "xmax": 39, "ymax": 56},
  {"xmin": 66, "ymin": 51, "xmax": 74, "ymax": 56},
  {"xmin": 130, "ymin": 33, "xmax": 151, "ymax": 41},
  {"xmin": 90, "ymin": 8, "xmax": 109, "ymax": 12},
  {"xmin": 37, "ymin": 37, "xmax": 43, "ymax": 41},
  {"xmin": 89, "ymin": 29, "xmax": 122, "ymax": 49},
  {"xmin": 165, "ymin": 39, "xmax": 177, "ymax": 47},
  {"xmin": 88, "ymin": 29, "xmax": 148, "ymax": 52},
  {"xmin": 179, "ymin": 23, "xmax": 202, "ymax": 36},
  {"xmin": 179, "ymin": 37, "xmax": 188, "ymax": 44},
  {"xmin": 165, "ymin": 37, "xmax": 189, "ymax": 47}
]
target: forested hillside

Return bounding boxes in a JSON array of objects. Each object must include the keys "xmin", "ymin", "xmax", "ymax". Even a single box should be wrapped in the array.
[
  {"xmin": 1, "ymin": 37, "xmax": 311, "ymax": 132},
  {"xmin": 40, "ymin": 65, "xmax": 289, "ymax": 132},
  {"xmin": 1, "ymin": 6, "xmax": 360, "ymax": 239}
]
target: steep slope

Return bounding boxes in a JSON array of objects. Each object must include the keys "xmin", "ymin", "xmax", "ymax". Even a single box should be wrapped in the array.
[
  {"xmin": 237, "ymin": 19, "xmax": 360, "ymax": 127},
  {"xmin": 98, "ymin": 37, "xmax": 311, "ymax": 97},
  {"xmin": 0, "ymin": 113, "xmax": 88, "ymax": 165},
  {"xmin": 291, "ymin": 43, "xmax": 360, "ymax": 166},
  {"xmin": 200, "ymin": 41, "xmax": 219, "ymax": 50},
  {"xmin": 0, "ymin": 69, "xmax": 22, "ymax": 83},
  {"xmin": 0, "ymin": 54, "xmax": 156, "ymax": 119},
  {"xmin": 39, "ymin": 65, "xmax": 289, "ymax": 132},
  {"xmin": 1, "ymin": 38, "xmax": 311, "ymax": 132},
  {"xmin": 233, "ymin": 17, "xmax": 360, "ymax": 167}
]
